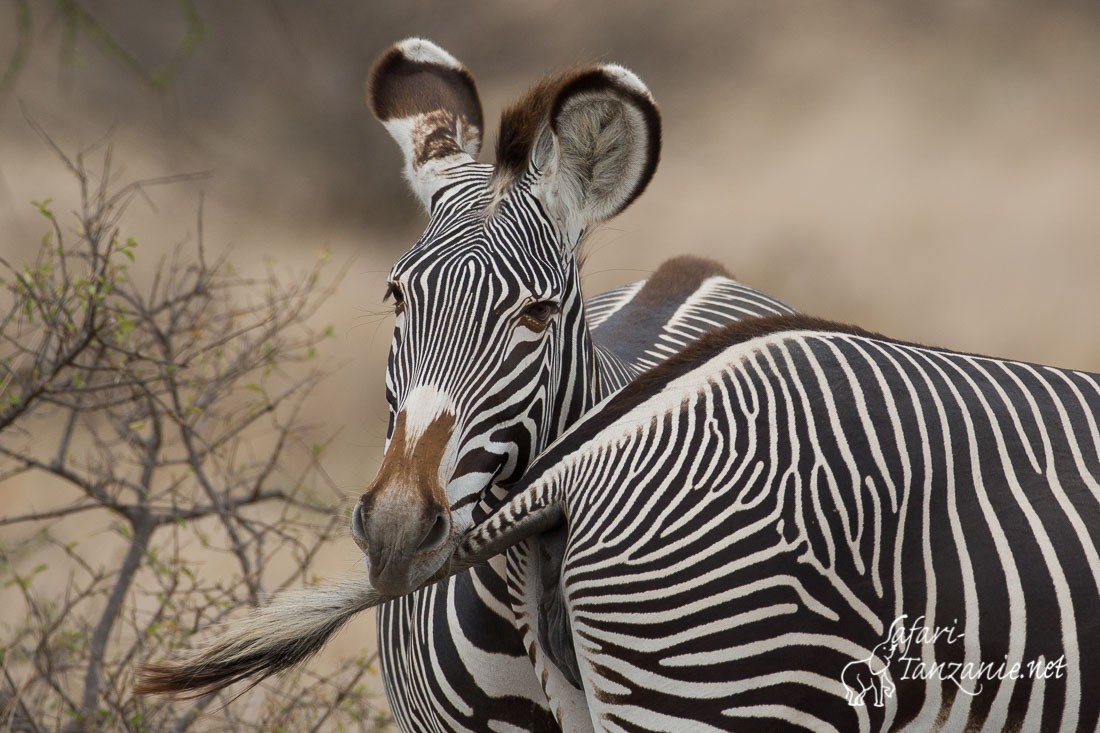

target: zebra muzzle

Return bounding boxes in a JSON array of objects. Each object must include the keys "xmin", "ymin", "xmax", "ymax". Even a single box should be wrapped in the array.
[
  {"xmin": 353, "ymin": 495, "xmax": 452, "ymax": 595},
  {"xmin": 353, "ymin": 407, "xmax": 458, "ymax": 595}
]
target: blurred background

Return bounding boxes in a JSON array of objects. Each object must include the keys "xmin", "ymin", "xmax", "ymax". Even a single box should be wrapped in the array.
[{"xmin": 1, "ymin": 0, "xmax": 1099, "ymax": 726}]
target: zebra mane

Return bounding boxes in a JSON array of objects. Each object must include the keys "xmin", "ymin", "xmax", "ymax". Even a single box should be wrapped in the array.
[
  {"xmin": 515, "ymin": 314, "xmax": 883, "ymax": 485},
  {"xmin": 493, "ymin": 66, "xmax": 590, "ymax": 190}
]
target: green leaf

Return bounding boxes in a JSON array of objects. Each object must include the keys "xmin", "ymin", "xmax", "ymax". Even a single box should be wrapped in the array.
[{"xmin": 31, "ymin": 198, "xmax": 53, "ymax": 218}]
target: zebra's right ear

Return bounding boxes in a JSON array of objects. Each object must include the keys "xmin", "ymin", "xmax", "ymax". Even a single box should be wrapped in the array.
[{"xmin": 368, "ymin": 38, "xmax": 484, "ymax": 209}]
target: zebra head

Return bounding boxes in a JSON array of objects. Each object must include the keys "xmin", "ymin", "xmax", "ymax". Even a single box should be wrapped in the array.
[{"xmin": 352, "ymin": 39, "xmax": 661, "ymax": 595}]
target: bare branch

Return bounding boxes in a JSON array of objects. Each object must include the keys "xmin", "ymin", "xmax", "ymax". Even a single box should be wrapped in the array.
[
  {"xmin": 73, "ymin": 517, "xmax": 155, "ymax": 729},
  {"xmin": 0, "ymin": 501, "xmax": 105, "ymax": 527},
  {"xmin": 0, "ymin": 135, "xmax": 388, "ymax": 730}
]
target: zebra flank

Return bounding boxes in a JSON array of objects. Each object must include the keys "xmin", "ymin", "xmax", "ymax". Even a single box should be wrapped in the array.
[{"xmin": 460, "ymin": 316, "xmax": 1100, "ymax": 731}]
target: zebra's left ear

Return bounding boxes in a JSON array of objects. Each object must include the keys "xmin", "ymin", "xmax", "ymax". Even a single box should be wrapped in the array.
[{"xmin": 496, "ymin": 65, "xmax": 661, "ymax": 241}]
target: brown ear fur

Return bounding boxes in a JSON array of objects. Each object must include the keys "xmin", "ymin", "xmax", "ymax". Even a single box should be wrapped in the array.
[
  {"xmin": 494, "ymin": 66, "xmax": 661, "ymax": 220},
  {"xmin": 495, "ymin": 68, "xmax": 588, "ymax": 184}
]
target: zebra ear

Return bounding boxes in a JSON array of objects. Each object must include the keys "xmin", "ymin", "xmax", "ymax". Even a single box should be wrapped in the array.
[
  {"xmin": 496, "ymin": 65, "xmax": 661, "ymax": 241},
  {"xmin": 368, "ymin": 38, "xmax": 484, "ymax": 209}
]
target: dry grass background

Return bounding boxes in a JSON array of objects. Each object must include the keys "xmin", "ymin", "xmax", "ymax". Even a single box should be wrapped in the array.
[{"xmin": 1, "ymin": 0, "xmax": 1099, "ymax": 725}]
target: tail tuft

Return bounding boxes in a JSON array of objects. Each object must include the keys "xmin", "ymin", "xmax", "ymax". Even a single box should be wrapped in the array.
[{"xmin": 136, "ymin": 579, "xmax": 381, "ymax": 698}]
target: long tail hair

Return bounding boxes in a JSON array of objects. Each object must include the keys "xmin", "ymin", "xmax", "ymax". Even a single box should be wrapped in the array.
[
  {"xmin": 134, "ymin": 581, "xmax": 385, "ymax": 697},
  {"xmin": 135, "ymin": 486, "xmax": 563, "ymax": 698}
]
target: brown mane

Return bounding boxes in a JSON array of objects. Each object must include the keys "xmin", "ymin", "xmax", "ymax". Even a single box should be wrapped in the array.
[{"xmin": 518, "ymin": 314, "xmax": 887, "ymax": 484}]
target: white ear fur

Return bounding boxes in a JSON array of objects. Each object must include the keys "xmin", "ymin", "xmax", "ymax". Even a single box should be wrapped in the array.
[
  {"xmin": 532, "ymin": 65, "xmax": 661, "ymax": 243},
  {"xmin": 368, "ymin": 38, "xmax": 484, "ymax": 209}
]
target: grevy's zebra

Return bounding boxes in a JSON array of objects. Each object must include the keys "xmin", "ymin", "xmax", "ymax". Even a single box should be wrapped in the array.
[
  {"xmin": 134, "ymin": 38, "xmax": 792, "ymax": 730},
  {"xmin": 362, "ymin": 39, "xmax": 791, "ymax": 731},
  {"xmin": 139, "ymin": 315, "xmax": 1100, "ymax": 731},
  {"xmin": 133, "ymin": 37, "xmax": 1100, "ymax": 733}
]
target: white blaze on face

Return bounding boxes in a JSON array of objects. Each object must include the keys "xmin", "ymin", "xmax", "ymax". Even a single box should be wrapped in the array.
[
  {"xmin": 401, "ymin": 385, "xmax": 460, "ymax": 488},
  {"xmin": 402, "ymin": 385, "xmax": 457, "ymax": 445}
]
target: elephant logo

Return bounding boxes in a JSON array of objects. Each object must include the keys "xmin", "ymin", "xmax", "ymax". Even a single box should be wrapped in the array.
[{"xmin": 841, "ymin": 617, "xmax": 908, "ymax": 708}]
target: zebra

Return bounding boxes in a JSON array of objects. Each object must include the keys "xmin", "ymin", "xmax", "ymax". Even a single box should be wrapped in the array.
[
  {"xmin": 139, "ymin": 314, "xmax": 1100, "ymax": 731},
  {"xmin": 360, "ymin": 38, "xmax": 793, "ymax": 732},
  {"xmin": 135, "ymin": 38, "xmax": 792, "ymax": 730}
]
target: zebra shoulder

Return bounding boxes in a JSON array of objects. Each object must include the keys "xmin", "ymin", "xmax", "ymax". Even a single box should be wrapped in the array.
[{"xmin": 590, "ymin": 256, "xmax": 731, "ymax": 363}]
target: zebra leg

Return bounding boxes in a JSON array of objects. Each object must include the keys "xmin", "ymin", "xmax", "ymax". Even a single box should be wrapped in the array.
[
  {"xmin": 506, "ymin": 539, "xmax": 595, "ymax": 733},
  {"xmin": 536, "ymin": 523, "xmax": 582, "ymax": 689}
]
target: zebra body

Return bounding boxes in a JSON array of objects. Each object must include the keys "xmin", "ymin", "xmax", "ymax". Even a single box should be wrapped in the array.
[{"xmin": 457, "ymin": 316, "xmax": 1100, "ymax": 731}]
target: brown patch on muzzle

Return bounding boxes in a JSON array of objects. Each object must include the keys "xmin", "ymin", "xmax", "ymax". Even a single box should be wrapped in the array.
[
  {"xmin": 364, "ymin": 410, "xmax": 456, "ymax": 511},
  {"xmin": 356, "ymin": 409, "xmax": 458, "ymax": 594}
]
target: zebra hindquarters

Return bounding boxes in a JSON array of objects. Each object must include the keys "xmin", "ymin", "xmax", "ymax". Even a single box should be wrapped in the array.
[{"xmin": 521, "ymin": 329, "xmax": 1100, "ymax": 732}]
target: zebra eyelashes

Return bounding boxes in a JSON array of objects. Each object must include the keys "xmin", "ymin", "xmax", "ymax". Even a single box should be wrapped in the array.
[
  {"xmin": 519, "ymin": 300, "xmax": 559, "ymax": 330},
  {"xmin": 384, "ymin": 282, "xmax": 406, "ymax": 314}
]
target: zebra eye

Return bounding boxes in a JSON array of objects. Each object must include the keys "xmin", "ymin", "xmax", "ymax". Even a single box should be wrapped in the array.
[
  {"xmin": 520, "ymin": 300, "xmax": 558, "ymax": 327},
  {"xmin": 384, "ymin": 282, "xmax": 405, "ymax": 313}
]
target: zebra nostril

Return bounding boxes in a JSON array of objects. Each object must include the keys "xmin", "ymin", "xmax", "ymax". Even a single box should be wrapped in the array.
[
  {"xmin": 351, "ymin": 500, "xmax": 369, "ymax": 550},
  {"xmin": 416, "ymin": 511, "xmax": 450, "ymax": 553}
]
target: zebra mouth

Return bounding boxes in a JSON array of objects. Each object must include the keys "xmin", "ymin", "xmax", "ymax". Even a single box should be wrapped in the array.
[{"xmin": 350, "ymin": 495, "xmax": 461, "ymax": 595}]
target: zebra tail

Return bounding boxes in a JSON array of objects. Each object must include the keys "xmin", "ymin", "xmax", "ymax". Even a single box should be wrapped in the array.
[
  {"xmin": 137, "ymin": 481, "xmax": 563, "ymax": 698},
  {"xmin": 135, "ymin": 579, "xmax": 385, "ymax": 698},
  {"xmin": 452, "ymin": 478, "xmax": 566, "ymax": 568}
]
